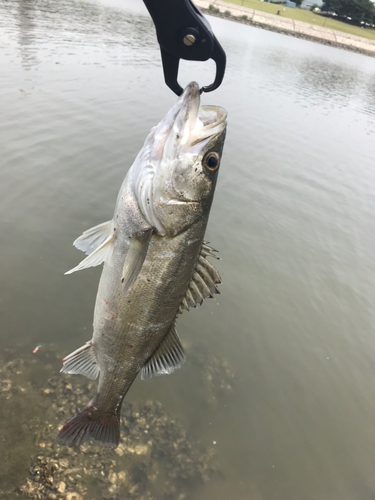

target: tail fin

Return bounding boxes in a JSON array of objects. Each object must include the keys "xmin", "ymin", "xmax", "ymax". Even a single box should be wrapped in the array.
[{"xmin": 56, "ymin": 404, "xmax": 120, "ymax": 448}]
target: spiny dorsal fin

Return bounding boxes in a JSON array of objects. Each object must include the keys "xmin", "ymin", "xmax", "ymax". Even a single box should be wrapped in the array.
[
  {"xmin": 141, "ymin": 324, "xmax": 186, "ymax": 380},
  {"xmin": 179, "ymin": 242, "xmax": 222, "ymax": 314},
  {"xmin": 121, "ymin": 229, "xmax": 153, "ymax": 295},
  {"xmin": 60, "ymin": 341, "xmax": 99, "ymax": 380},
  {"xmin": 73, "ymin": 221, "xmax": 113, "ymax": 255},
  {"xmin": 201, "ymin": 241, "xmax": 221, "ymax": 260}
]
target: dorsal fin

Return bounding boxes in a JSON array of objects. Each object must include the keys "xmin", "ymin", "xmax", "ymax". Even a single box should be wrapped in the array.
[
  {"xmin": 141, "ymin": 323, "xmax": 186, "ymax": 380},
  {"xmin": 179, "ymin": 242, "xmax": 222, "ymax": 313},
  {"xmin": 201, "ymin": 241, "xmax": 221, "ymax": 260}
]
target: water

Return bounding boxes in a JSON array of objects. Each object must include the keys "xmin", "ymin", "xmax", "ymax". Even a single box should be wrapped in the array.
[{"xmin": 1, "ymin": 0, "xmax": 375, "ymax": 498}]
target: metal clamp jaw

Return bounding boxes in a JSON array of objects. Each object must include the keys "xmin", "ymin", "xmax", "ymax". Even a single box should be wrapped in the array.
[{"xmin": 143, "ymin": 0, "xmax": 226, "ymax": 95}]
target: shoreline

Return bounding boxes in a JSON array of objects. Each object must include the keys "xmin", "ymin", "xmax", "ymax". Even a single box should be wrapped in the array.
[{"xmin": 195, "ymin": 0, "xmax": 375, "ymax": 58}]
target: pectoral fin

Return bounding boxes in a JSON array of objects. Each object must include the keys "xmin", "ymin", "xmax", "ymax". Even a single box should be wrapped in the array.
[
  {"xmin": 65, "ymin": 233, "xmax": 115, "ymax": 275},
  {"xmin": 141, "ymin": 323, "xmax": 186, "ymax": 380},
  {"xmin": 121, "ymin": 229, "xmax": 152, "ymax": 294},
  {"xmin": 73, "ymin": 221, "xmax": 113, "ymax": 255},
  {"xmin": 64, "ymin": 220, "xmax": 115, "ymax": 275}
]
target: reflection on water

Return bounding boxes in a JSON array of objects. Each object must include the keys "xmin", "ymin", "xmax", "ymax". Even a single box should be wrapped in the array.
[
  {"xmin": 223, "ymin": 28, "xmax": 375, "ymax": 117},
  {"xmin": 16, "ymin": 0, "xmax": 38, "ymax": 69},
  {"xmin": 265, "ymin": 49, "xmax": 360, "ymax": 99},
  {"xmin": 2, "ymin": 0, "xmax": 375, "ymax": 499},
  {"xmin": 363, "ymin": 74, "xmax": 375, "ymax": 118},
  {"xmin": 5, "ymin": 0, "xmax": 158, "ymax": 70}
]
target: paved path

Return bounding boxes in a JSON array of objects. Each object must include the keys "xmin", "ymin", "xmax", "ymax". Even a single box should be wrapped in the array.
[{"xmin": 194, "ymin": 0, "xmax": 375, "ymax": 57}]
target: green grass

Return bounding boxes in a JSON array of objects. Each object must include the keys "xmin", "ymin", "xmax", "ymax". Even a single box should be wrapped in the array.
[{"xmin": 223, "ymin": 0, "xmax": 375, "ymax": 41}]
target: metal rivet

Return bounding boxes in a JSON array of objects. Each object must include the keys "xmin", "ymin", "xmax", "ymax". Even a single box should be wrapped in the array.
[{"xmin": 183, "ymin": 34, "xmax": 196, "ymax": 46}]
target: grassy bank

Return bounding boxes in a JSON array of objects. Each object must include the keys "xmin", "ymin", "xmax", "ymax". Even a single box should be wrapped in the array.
[{"xmin": 222, "ymin": 0, "xmax": 375, "ymax": 40}]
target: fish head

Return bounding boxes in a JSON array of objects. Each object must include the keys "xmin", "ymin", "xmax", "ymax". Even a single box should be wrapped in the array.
[{"xmin": 132, "ymin": 82, "xmax": 227, "ymax": 236}]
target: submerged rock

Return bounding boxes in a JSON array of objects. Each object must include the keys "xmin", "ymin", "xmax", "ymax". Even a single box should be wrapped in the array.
[
  {"xmin": 190, "ymin": 343, "xmax": 236, "ymax": 398},
  {"xmin": 0, "ymin": 345, "xmax": 232, "ymax": 499}
]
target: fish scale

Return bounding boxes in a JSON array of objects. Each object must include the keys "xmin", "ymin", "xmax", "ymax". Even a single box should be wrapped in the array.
[{"xmin": 93, "ymin": 229, "xmax": 202, "ymax": 406}]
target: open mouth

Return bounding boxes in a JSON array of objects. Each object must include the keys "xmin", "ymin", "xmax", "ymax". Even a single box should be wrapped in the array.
[
  {"xmin": 189, "ymin": 105, "xmax": 227, "ymax": 147},
  {"xmin": 169, "ymin": 82, "xmax": 227, "ymax": 152}
]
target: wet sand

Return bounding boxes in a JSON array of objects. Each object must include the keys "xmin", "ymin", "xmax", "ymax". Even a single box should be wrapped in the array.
[{"xmin": 195, "ymin": 0, "xmax": 375, "ymax": 58}]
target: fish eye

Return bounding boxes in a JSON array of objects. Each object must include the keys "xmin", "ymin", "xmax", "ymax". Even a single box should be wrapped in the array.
[{"xmin": 203, "ymin": 152, "xmax": 220, "ymax": 173}]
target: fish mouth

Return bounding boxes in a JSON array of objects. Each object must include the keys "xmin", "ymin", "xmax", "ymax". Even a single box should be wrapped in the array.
[
  {"xmin": 163, "ymin": 82, "xmax": 227, "ymax": 157},
  {"xmin": 131, "ymin": 82, "xmax": 227, "ymax": 234}
]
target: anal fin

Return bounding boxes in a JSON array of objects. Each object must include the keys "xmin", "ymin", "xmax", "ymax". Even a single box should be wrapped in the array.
[
  {"xmin": 60, "ymin": 341, "xmax": 99, "ymax": 380},
  {"xmin": 141, "ymin": 323, "xmax": 186, "ymax": 380}
]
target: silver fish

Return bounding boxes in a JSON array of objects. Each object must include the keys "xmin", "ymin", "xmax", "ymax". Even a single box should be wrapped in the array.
[{"xmin": 57, "ymin": 82, "xmax": 227, "ymax": 448}]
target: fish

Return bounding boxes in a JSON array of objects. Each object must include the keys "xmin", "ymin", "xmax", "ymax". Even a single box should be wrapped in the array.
[{"xmin": 56, "ymin": 81, "xmax": 227, "ymax": 448}]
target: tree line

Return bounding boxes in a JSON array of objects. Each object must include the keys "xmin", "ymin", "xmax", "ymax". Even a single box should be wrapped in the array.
[{"xmin": 322, "ymin": 0, "xmax": 375, "ymax": 25}]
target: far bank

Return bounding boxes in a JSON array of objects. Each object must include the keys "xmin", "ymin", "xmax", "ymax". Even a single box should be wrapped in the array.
[{"xmin": 195, "ymin": 0, "xmax": 375, "ymax": 58}]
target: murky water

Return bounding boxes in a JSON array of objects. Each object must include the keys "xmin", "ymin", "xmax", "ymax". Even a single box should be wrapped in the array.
[{"xmin": 1, "ymin": 0, "xmax": 375, "ymax": 498}]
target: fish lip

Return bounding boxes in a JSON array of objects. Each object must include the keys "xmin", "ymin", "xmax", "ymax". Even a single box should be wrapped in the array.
[
  {"xmin": 183, "ymin": 81, "xmax": 200, "ymax": 105},
  {"xmin": 170, "ymin": 83, "xmax": 227, "ymax": 150},
  {"xmin": 169, "ymin": 82, "xmax": 201, "ymax": 147}
]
